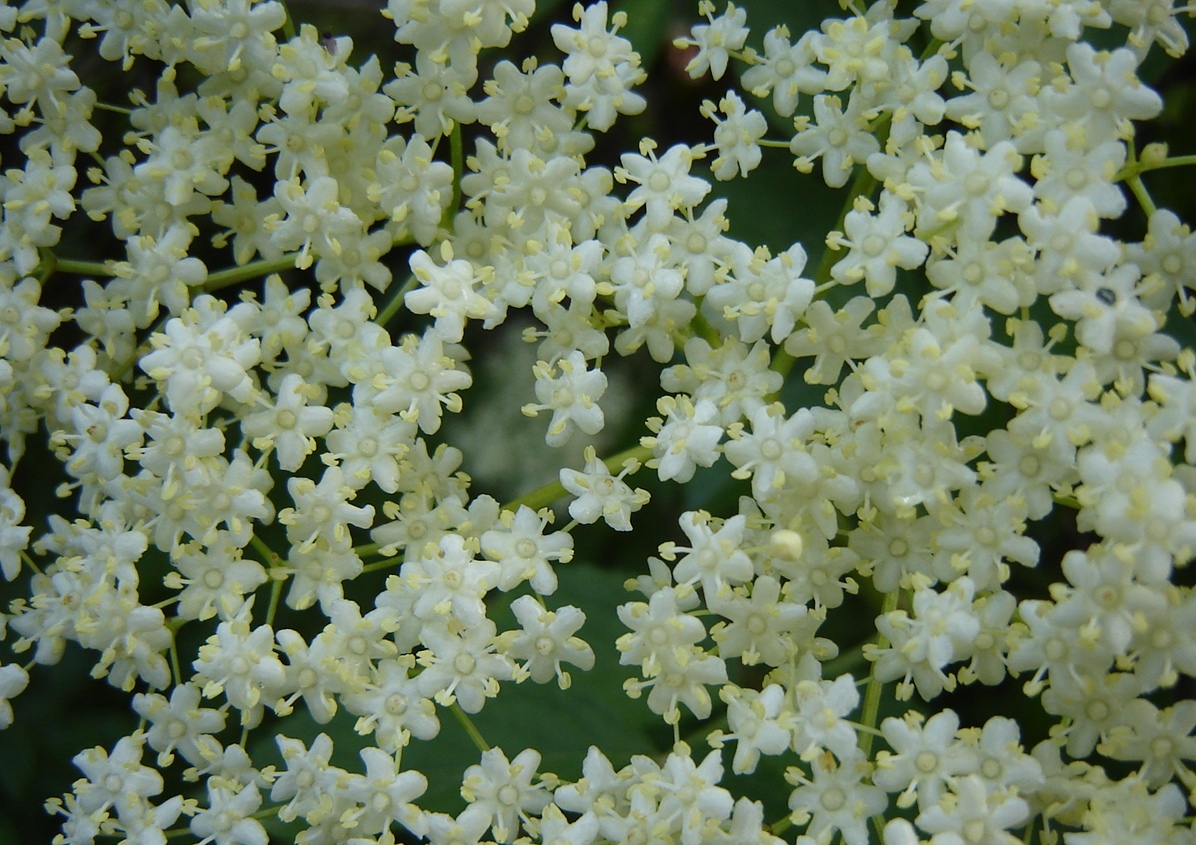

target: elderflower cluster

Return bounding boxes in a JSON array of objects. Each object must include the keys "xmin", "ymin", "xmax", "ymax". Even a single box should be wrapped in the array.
[{"xmin": 1, "ymin": 0, "xmax": 1195, "ymax": 844}]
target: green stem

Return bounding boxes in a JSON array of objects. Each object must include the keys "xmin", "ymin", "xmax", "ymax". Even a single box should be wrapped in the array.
[
  {"xmin": 251, "ymin": 534, "xmax": 282, "ymax": 569},
  {"xmin": 450, "ymin": 703, "xmax": 491, "ymax": 753},
  {"xmin": 1022, "ymin": 815, "xmax": 1038, "ymax": 845},
  {"xmin": 440, "ymin": 122, "xmax": 465, "ymax": 234},
  {"xmin": 203, "ymin": 254, "xmax": 301, "ymax": 293},
  {"xmin": 93, "ymin": 101, "xmax": 133, "ymax": 115},
  {"xmin": 49, "ymin": 256, "xmax": 117, "ymax": 277},
  {"xmin": 278, "ymin": 0, "xmax": 297, "ymax": 40},
  {"xmin": 252, "ymin": 535, "xmax": 286, "ymax": 627},
  {"xmin": 1126, "ymin": 174, "xmax": 1158, "ymax": 217},
  {"xmin": 376, "ymin": 271, "xmax": 419, "ymax": 329},
  {"xmin": 361, "ymin": 553, "xmax": 402, "ymax": 575},
  {"xmin": 767, "ymin": 815, "xmax": 793, "ymax": 838},
  {"xmin": 168, "ymin": 636, "xmax": 183, "ymax": 688},
  {"xmin": 1114, "ymin": 153, "xmax": 1196, "ymax": 182},
  {"xmin": 264, "ymin": 574, "xmax": 284, "ymax": 630},
  {"xmin": 860, "ymin": 588, "xmax": 901, "ymax": 844},
  {"xmin": 920, "ymin": 37, "xmax": 945, "ymax": 60},
  {"xmin": 1121, "ymin": 140, "xmax": 1159, "ymax": 218},
  {"xmin": 857, "ymin": 587, "xmax": 900, "ymax": 760},
  {"xmin": 689, "ymin": 302, "xmax": 721, "ymax": 346}
]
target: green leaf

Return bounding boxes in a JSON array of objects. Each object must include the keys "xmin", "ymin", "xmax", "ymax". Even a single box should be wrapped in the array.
[{"xmin": 613, "ymin": 0, "xmax": 674, "ymax": 71}]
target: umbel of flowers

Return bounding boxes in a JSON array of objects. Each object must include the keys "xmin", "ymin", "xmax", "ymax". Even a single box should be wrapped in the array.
[{"xmin": 1, "ymin": 0, "xmax": 1195, "ymax": 843}]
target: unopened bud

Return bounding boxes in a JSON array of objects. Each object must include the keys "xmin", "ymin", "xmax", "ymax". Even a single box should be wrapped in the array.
[
  {"xmin": 770, "ymin": 528, "xmax": 803, "ymax": 561},
  {"xmin": 1141, "ymin": 142, "xmax": 1169, "ymax": 168}
]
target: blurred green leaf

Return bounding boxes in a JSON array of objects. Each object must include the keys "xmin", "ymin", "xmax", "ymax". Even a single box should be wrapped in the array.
[
  {"xmin": 613, "ymin": 0, "xmax": 675, "ymax": 71},
  {"xmin": 699, "ymin": 150, "xmax": 840, "ymax": 256}
]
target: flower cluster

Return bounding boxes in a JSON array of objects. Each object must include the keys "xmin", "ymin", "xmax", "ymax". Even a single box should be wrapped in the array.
[{"xmin": 1, "ymin": 0, "xmax": 1195, "ymax": 844}]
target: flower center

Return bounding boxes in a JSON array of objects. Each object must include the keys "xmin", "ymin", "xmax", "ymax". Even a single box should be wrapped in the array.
[
  {"xmin": 820, "ymin": 786, "xmax": 846, "ymax": 811},
  {"xmin": 964, "ymin": 172, "xmax": 990, "ymax": 196},
  {"xmin": 862, "ymin": 234, "xmax": 887, "ymax": 258}
]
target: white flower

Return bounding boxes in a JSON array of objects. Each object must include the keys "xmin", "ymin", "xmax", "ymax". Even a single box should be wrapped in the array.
[
  {"xmin": 915, "ymin": 775, "xmax": 1028, "ymax": 845},
  {"xmin": 271, "ymin": 733, "xmax": 343, "ymax": 822},
  {"xmin": 608, "ymin": 231, "xmax": 687, "ymax": 329},
  {"xmin": 616, "ymin": 143, "xmax": 710, "ymax": 231},
  {"xmin": 1047, "ymin": 43, "xmax": 1163, "ymax": 143},
  {"xmin": 270, "ymin": 175, "xmax": 364, "ymax": 271},
  {"xmin": 241, "ymin": 373, "xmax": 333, "ymax": 471},
  {"xmin": 341, "ymin": 746, "xmax": 428, "ymax": 838},
  {"xmin": 499, "ymin": 595, "xmax": 594, "ymax": 687},
  {"xmin": 140, "ymin": 300, "xmax": 262, "ymax": 416},
  {"xmin": 741, "ymin": 26, "xmax": 825, "ymax": 117},
  {"xmin": 907, "ymin": 132, "xmax": 1032, "ymax": 245},
  {"xmin": 371, "ymin": 133, "xmax": 454, "ymax": 246},
  {"xmin": 0, "ymin": 662, "xmax": 29, "ymax": 729},
  {"xmin": 829, "ymin": 194, "xmax": 928, "ymax": 298},
  {"xmin": 677, "ymin": 1, "xmax": 749, "ymax": 81},
  {"xmin": 708, "ymin": 240, "xmax": 814, "ymax": 344},
  {"xmin": 190, "ymin": 781, "xmax": 267, "ymax": 845},
  {"xmin": 356, "ymin": 330, "xmax": 472, "ymax": 435},
  {"xmin": 711, "ymin": 684, "xmax": 794, "ymax": 774},
  {"xmin": 523, "ymin": 351, "xmax": 608, "ymax": 447},
  {"xmin": 538, "ymin": 803, "xmax": 600, "ymax": 845},
  {"xmin": 481, "ymin": 505, "xmax": 573, "ymax": 593},
  {"xmin": 191, "ymin": 604, "xmax": 286, "ymax": 728},
  {"xmin": 790, "ymin": 675, "xmax": 861, "ymax": 761},
  {"xmin": 400, "ymin": 533, "xmax": 501, "ymax": 626},
  {"xmin": 0, "ymin": 465, "xmax": 31, "ymax": 580},
  {"xmin": 703, "ymin": 90, "xmax": 767, "ymax": 179},
  {"xmin": 477, "ymin": 59, "xmax": 572, "ymax": 152},
  {"xmin": 343, "ymin": 656, "xmax": 440, "ymax": 751},
  {"xmin": 560, "ymin": 446, "xmax": 650, "ymax": 531},
  {"xmin": 405, "ymin": 241, "xmax": 501, "ymax": 343},
  {"xmin": 654, "ymin": 743, "xmax": 735, "ymax": 845},
  {"xmin": 1110, "ymin": 0, "xmax": 1192, "ymax": 58},
  {"xmin": 617, "ymin": 586, "xmax": 708, "ymax": 678},
  {"xmin": 944, "ymin": 53, "xmax": 1042, "ymax": 151},
  {"xmin": 461, "ymin": 747, "xmax": 553, "ymax": 842},
  {"xmin": 278, "ymin": 467, "xmax": 375, "ymax": 553},
  {"xmin": 72, "ymin": 734, "xmax": 163, "ymax": 817},
  {"xmin": 385, "ymin": 52, "xmax": 477, "ymax": 139},
  {"xmin": 710, "ymin": 575, "xmax": 812, "ymax": 667},
  {"xmin": 789, "ymin": 94, "xmax": 879, "ymax": 189},
  {"xmin": 416, "ymin": 618, "xmax": 514, "ymax": 713},
  {"xmin": 642, "ymin": 394, "xmax": 723, "ymax": 483},
  {"xmin": 551, "ymin": 1, "xmax": 647, "ymax": 130},
  {"xmin": 870, "ymin": 578, "xmax": 981, "ymax": 701},
  {"xmin": 323, "ymin": 405, "xmax": 416, "ymax": 493},
  {"xmin": 874, "ymin": 711, "xmax": 973, "ymax": 810},
  {"xmin": 787, "ymin": 751, "xmax": 887, "ymax": 845},
  {"xmin": 132, "ymin": 683, "xmax": 225, "ymax": 767}
]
